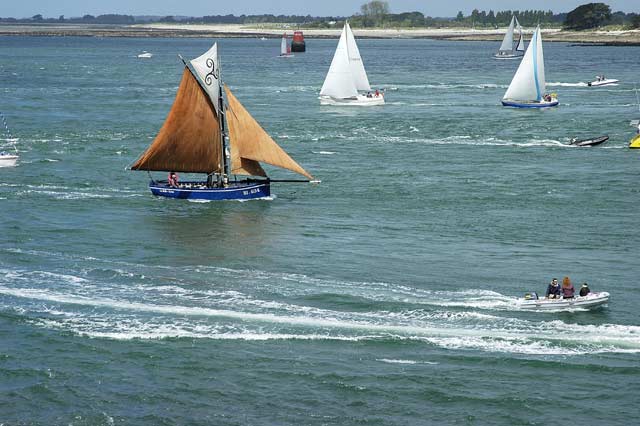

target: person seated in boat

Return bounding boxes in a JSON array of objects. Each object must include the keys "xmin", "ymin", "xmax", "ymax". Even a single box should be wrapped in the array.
[
  {"xmin": 366, "ymin": 92, "xmax": 372, "ymax": 98},
  {"xmin": 543, "ymin": 94, "xmax": 552, "ymax": 102},
  {"xmin": 375, "ymin": 89, "xmax": 380, "ymax": 97},
  {"xmin": 561, "ymin": 276, "xmax": 575, "ymax": 299},
  {"xmin": 168, "ymin": 171, "xmax": 179, "ymax": 188},
  {"xmin": 579, "ymin": 282, "xmax": 590, "ymax": 297},
  {"xmin": 545, "ymin": 278, "xmax": 561, "ymax": 299}
]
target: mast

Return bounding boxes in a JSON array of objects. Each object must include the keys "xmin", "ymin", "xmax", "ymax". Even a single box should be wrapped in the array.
[{"xmin": 218, "ymin": 72, "xmax": 231, "ymax": 181}]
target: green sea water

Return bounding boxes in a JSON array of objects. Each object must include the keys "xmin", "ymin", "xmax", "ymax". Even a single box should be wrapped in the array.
[{"xmin": 1, "ymin": 36, "xmax": 640, "ymax": 425}]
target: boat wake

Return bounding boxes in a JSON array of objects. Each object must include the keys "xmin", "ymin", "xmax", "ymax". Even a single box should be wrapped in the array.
[
  {"xmin": 546, "ymin": 82, "xmax": 589, "ymax": 87},
  {"xmin": 1, "ymin": 254, "xmax": 637, "ymax": 356}
]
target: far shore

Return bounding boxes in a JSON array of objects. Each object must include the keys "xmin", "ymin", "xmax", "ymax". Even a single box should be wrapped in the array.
[{"xmin": 1, "ymin": 22, "xmax": 640, "ymax": 45}]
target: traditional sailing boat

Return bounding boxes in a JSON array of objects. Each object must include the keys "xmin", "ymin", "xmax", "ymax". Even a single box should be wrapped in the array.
[
  {"xmin": 279, "ymin": 33, "xmax": 294, "ymax": 57},
  {"xmin": 0, "ymin": 112, "xmax": 18, "ymax": 168},
  {"xmin": 319, "ymin": 21, "xmax": 384, "ymax": 106},
  {"xmin": 130, "ymin": 43, "xmax": 316, "ymax": 201},
  {"xmin": 494, "ymin": 16, "xmax": 524, "ymax": 59},
  {"xmin": 502, "ymin": 26, "xmax": 558, "ymax": 108}
]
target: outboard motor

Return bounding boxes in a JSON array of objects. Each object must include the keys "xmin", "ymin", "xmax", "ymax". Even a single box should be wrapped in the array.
[{"xmin": 524, "ymin": 291, "xmax": 539, "ymax": 300}]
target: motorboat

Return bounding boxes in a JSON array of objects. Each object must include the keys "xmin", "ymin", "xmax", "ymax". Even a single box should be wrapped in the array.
[
  {"xmin": 0, "ymin": 152, "xmax": 18, "ymax": 167},
  {"xmin": 588, "ymin": 76, "xmax": 618, "ymax": 87},
  {"xmin": 518, "ymin": 291, "xmax": 609, "ymax": 310},
  {"xmin": 569, "ymin": 135, "xmax": 609, "ymax": 147}
]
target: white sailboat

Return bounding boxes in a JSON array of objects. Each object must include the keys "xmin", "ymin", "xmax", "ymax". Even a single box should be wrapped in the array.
[
  {"xmin": 0, "ymin": 112, "xmax": 18, "ymax": 167},
  {"xmin": 494, "ymin": 16, "xmax": 524, "ymax": 59},
  {"xmin": 319, "ymin": 21, "xmax": 384, "ymax": 106},
  {"xmin": 278, "ymin": 33, "xmax": 294, "ymax": 58},
  {"xmin": 502, "ymin": 26, "xmax": 558, "ymax": 108}
]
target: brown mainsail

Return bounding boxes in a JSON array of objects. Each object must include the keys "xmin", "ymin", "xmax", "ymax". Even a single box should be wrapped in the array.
[
  {"xmin": 225, "ymin": 86, "xmax": 313, "ymax": 180},
  {"xmin": 131, "ymin": 68, "xmax": 223, "ymax": 173}
]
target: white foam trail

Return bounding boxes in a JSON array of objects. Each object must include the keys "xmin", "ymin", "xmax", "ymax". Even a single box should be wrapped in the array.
[
  {"xmin": 3, "ymin": 286, "xmax": 640, "ymax": 355},
  {"xmin": 376, "ymin": 358, "xmax": 439, "ymax": 365},
  {"xmin": 547, "ymin": 82, "xmax": 588, "ymax": 87}
]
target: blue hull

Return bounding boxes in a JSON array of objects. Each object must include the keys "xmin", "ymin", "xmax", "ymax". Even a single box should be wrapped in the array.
[
  {"xmin": 149, "ymin": 181, "xmax": 270, "ymax": 201},
  {"xmin": 502, "ymin": 99, "xmax": 559, "ymax": 108}
]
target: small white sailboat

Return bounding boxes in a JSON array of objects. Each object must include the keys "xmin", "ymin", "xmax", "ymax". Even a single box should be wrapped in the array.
[
  {"xmin": 502, "ymin": 26, "xmax": 558, "ymax": 108},
  {"xmin": 278, "ymin": 33, "xmax": 294, "ymax": 58},
  {"xmin": 494, "ymin": 16, "xmax": 524, "ymax": 59},
  {"xmin": 319, "ymin": 21, "xmax": 384, "ymax": 106},
  {"xmin": 0, "ymin": 112, "xmax": 18, "ymax": 168}
]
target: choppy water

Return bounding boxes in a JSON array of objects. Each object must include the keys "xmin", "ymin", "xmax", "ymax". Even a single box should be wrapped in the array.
[{"xmin": 1, "ymin": 36, "xmax": 640, "ymax": 425}]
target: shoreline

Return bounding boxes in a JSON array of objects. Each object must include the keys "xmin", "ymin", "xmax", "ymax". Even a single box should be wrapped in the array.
[{"xmin": 1, "ymin": 23, "xmax": 640, "ymax": 45}]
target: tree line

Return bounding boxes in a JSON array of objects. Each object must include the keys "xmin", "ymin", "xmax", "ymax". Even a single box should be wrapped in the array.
[{"xmin": 1, "ymin": 2, "xmax": 638, "ymax": 29}]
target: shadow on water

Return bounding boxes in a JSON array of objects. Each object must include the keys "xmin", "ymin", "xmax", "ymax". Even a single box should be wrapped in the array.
[{"xmin": 138, "ymin": 199, "xmax": 285, "ymax": 265}]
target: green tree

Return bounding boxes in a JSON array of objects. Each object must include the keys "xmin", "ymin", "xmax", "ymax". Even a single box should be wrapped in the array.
[
  {"xmin": 360, "ymin": 1, "xmax": 389, "ymax": 26},
  {"xmin": 456, "ymin": 11, "xmax": 464, "ymax": 22},
  {"xmin": 563, "ymin": 3, "xmax": 611, "ymax": 30}
]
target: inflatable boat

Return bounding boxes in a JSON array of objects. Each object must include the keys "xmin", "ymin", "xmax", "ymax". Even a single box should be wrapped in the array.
[
  {"xmin": 569, "ymin": 135, "xmax": 609, "ymax": 147},
  {"xmin": 518, "ymin": 292, "xmax": 609, "ymax": 310}
]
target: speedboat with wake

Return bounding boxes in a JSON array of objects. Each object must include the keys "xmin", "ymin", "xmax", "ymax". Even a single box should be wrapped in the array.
[
  {"xmin": 518, "ymin": 292, "xmax": 609, "ymax": 310},
  {"xmin": 569, "ymin": 135, "xmax": 609, "ymax": 147},
  {"xmin": 588, "ymin": 76, "xmax": 618, "ymax": 87}
]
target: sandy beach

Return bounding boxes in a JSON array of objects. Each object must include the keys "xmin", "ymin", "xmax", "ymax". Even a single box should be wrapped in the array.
[{"xmin": 1, "ymin": 22, "xmax": 640, "ymax": 44}]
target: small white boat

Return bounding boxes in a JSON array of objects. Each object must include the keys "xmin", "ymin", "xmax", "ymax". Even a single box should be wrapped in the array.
[
  {"xmin": 278, "ymin": 33, "xmax": 294, "ymax": 57},
  {"xmin": 502, "ymin": 26, "xmax": 558, "ymax": 108},
  {"xmin": 494, "ymin": 16, "xmax": 525, "ymax": 59},
  {"xmin": 588, "ymin": 76, "xmax": 619, "ymax": 87},
  {"xmin": 137, "ymin": 51, "xmax": 153, "ymax": 59},
  {"xmin": 0, "ymin": 153, "xmax": 18, "ymax": 167},
  {"xmin": 319, "ymin": 21, "xmax": 384, "ymax": 106},
  {"xmin": 518, "ymin": 292, "xmax": 610, "ymax": 310}
]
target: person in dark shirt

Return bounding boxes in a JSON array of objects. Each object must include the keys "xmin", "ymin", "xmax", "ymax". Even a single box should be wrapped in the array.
[
  {"xmin": 579, "ymin": 283, "xmax": 591, "ymax": 297},
  {"xmin": 545, "ymin": 278, "xmax": 561, "ymax": 299}
]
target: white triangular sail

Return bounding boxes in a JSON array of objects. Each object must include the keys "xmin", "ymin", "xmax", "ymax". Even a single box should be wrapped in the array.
[
  {"xmin": 280, "ymin": 33, "xmax": 288, "ymax": 55},
  {"xmin": 320, "ymin": 25, "xmax": 358, "ymax": 99},
  {"xmin": 344, "ymin": 22, "xmax": 371, "ymax": 92},
  {"xmin": 503, "ymin": 26, "xmax": 545, "ymax": 102},
  {"xmin": 499, "ymin": 16, "xmax": 515, "ymax": 52},
  {"xmin": 515, "ymin": 18, "xmax": 525, "ymax": 52},
  {"xmin": 190, "ymin": 42, "xmax": 221, "ymax": 114}
]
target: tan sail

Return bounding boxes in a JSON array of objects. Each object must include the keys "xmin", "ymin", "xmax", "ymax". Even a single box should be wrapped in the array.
[
  {"xmin": 131, "ymin": 68, "xmax": 223, "ymax": 173},
  {"xmin": 225, "ymin": 86, "xmax": 313, "ymax": 180}
]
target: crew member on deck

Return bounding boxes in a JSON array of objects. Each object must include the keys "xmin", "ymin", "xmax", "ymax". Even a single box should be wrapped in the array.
[
  {"xmin": 545, "ymin": 278, "xmax": 561, "ymax": 299},
  {"xmin": 579, "ymin": 283, "xmax": 590, "ymax": 297},
  {"xmin": 561, "ymin": 276, "xmax": 575, "ymax": 299},
  {"xmin": 168, "ymin": 171, "xmax": 179, "ymax": 188}
]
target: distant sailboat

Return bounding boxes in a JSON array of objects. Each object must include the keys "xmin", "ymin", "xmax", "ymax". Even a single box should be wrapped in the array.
[
  {"xmin": 279, "ymin": 33, "xmax": 294, "ymax": 57},
  {"xmin": 319, "ymin": 21, "xmax": 384, "ymax": 106},
  {"xmin": 130, "ymin": 43, "xmax": 316, "ymax": 201},
  {"xmin": 502, "ymin": 26, "xmax": 558, "ymax": 108},
  {"xmin": 0, "ymin": 111, "xmax": 18, "ymax": 167},
  {"xmin": 494, "ymin": 16, "xmax": 524, "ymax": 59}
]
